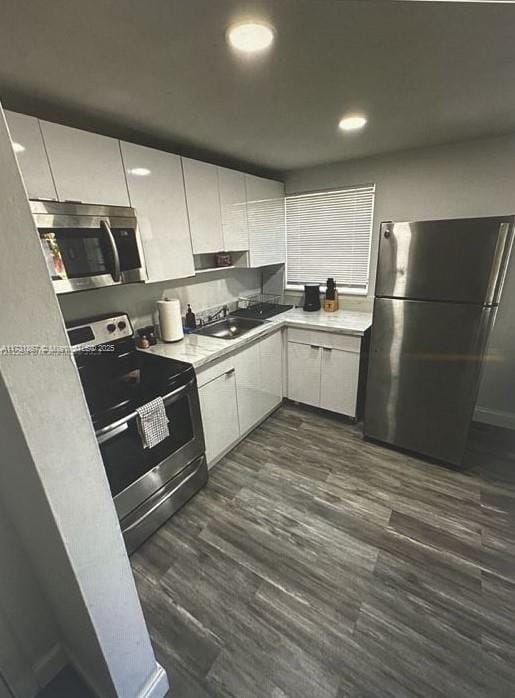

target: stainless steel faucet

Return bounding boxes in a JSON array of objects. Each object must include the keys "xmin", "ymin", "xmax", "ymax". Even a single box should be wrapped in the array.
[{"xmin": 207, "ymin": 304, "xmax": 229, "ymax": 323}]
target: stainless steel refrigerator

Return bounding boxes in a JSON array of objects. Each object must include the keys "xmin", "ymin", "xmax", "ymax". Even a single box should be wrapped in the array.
[{"xmin": 364, "ymin": 216, "xmax": 514, "ymax": 465}]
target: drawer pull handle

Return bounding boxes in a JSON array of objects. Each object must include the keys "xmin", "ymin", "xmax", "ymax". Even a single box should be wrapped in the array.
[
  {"xmin": 225, "ymin": 368, "xmax": 235, "ymax": 376},
  {"xmin": 310, "ymin": 344, "xmax": 321, "ymax": 350},
  {"xmin": 323, "ymin": 346, "xmax": 333, "ymax": 352}
]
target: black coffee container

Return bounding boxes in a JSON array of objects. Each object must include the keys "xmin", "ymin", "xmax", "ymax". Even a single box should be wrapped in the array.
[{"xmin": 303, "ymin": 284, "xmax": 321, "ymax": 312}]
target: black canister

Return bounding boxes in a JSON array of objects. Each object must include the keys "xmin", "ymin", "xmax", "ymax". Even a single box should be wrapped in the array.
[{"xmin": 303, "ymin": 284, "xmax": 321, "ymax": 312}]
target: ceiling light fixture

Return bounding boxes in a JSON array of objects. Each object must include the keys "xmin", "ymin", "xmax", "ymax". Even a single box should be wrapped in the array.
[
  {"xmin": 12, "ymin": 142, "xmax": 25, "ymax": 153},
  {"xmin": 128, "ymin": 167, "xmax": 151, "ymax": 176},
  {"xmin": 338, "ymin": 115, "xmax": 367, "ymax": 132},
  {"xmin": 227, "ymin": 22, "xmax": 274, "ymax": 53}
]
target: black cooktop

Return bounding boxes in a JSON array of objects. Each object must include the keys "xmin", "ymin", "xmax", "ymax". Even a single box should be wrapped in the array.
[{"xmin": 230, "ymin": 303, "xmax": 293, "ymax": 320}]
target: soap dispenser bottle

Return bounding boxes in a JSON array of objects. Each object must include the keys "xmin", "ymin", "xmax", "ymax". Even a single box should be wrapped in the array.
[{"xmin": 185, "ymin": 304, "xmax": 196, "ymax": 329}]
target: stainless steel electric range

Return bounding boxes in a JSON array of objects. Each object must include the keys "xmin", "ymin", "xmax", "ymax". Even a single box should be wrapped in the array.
[{"xmin": 67, "ymin": 313, "xmax": 207, "ymax": 553}]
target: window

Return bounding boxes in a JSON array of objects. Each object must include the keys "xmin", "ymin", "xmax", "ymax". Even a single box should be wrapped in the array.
[{"xmin": 285, "ymin": 184, "xmax": 375, "ymax": 294}]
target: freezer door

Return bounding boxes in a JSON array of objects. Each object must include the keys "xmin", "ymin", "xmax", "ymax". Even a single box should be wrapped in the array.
[
  {"xmin": 376, "ymin": 217, "xmax": 513, "ymax": 304},
  {"xmin": 364, "ymin": 298, "xmax": 494, "ymax": 465}
]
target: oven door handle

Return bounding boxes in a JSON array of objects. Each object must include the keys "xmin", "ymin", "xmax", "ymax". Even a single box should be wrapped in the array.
[
  {"xmin": 95, "ymin": 377, "xmax": 196, "ymax": 444},
  {"xmin": 100, "ymin": 219, "xmax": 121, "ymax": 283},
  {"xmin": 97, "ymin": 422, "xmax": 129, "ymax": 445}
]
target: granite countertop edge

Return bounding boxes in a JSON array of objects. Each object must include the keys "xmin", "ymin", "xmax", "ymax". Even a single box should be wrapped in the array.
[{"xmin": 140, "ymin": 309, "xmax": 372, "ymax": 371}]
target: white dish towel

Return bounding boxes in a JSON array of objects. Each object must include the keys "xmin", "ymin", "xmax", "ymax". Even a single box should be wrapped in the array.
[{"xmin": 136, "ymin": 397, "xmax": 170, "ymax": 449}]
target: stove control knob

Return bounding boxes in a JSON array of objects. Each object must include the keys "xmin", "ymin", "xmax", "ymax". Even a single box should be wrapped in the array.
[
  {"xmin": 107, "ymin": 323, "xmax": 116, "ymax": 333},
  {"xmin": 118, "ymin": 320, "xmax": 127, "ymax": 330}
]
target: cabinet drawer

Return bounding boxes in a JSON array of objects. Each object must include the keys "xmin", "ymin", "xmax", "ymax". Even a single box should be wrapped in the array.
[
  {"xmin": 287, "ymin": 328, "xmax": 361, "ymax": 353},
  {"xmin": 196, "ymin": 356, "xmax": 235, "ymax": 388}
]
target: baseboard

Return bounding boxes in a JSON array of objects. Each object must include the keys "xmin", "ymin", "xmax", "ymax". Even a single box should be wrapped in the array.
[
  {"xmin": 138, "ymin": 663, "xmax": 169, "ymax": 698},
  {"xmin": 63, "ymin": 654, "xmax": 169, "ymax": 698},
  {"xmin": 61, "ymin": 649, "xmax": 105, "ymax": 698},
  {"xmin": 474, "ymin": 406, "xmax": 515, "ymax": 430},
  {"xmin": 32, "ymin": 643, "xmax": 66, "ymax": 689}
]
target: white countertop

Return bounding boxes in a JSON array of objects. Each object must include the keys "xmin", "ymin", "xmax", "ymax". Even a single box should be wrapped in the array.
[
  {"xmin": 140, "ymin": 308, "xmax": 372, "ymax": 370},
  {"xmin": 276, "ymin": 307, "xmax": 372, "ymax": 335}
]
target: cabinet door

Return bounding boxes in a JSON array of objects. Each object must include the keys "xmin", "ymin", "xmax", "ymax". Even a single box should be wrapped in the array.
[
  {"xmin": 287, "ymin": 342, "xmax": 321, "ymax": 408},
  {"xmin": 40, "ymin": 121, "xmax": 129, "ymax": 206},
  {"xmin": 5, "ymin": 111, "xmax": 57, "ymax": 201},
  {"xmin": 120, "ymin": 141, "xmax": 194, "ymax": 282},
  {"xmin": 199, "ymin": 370, "xmax": 240, "ymax": 466},
  {"xmin": 246, "ymin": 175, "xmax": 285, "ymax": 267},
  {"xmin": 218, "ymin": 166, "xmax": 248, "ymax": 251},
  {"xmin": 320, "ymin": 348, "xmax": 360, "ymax": 417},
  {"xmin": 182, "ymin": 157, "xmax": 223, "ymax": 254},
  {"xmin": 233, "ymin": 341, "xmax": 263, "ymax": 435},
  {"xmin": 259, "ymin": 331, "xmax": 283, "ymax": 415}
]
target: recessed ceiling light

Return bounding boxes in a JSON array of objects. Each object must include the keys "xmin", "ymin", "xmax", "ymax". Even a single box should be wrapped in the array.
[
  {"xmin": 12, "ymin": 142, "xmax": 25, "ymax": 153},
  {"xmin": 227, "ymin": 22, "xmax": 274, "ymax": 53},
  {"xmin": 338, "ymin": 115, "xmax": 367, "ymax": 132},
  {"xmin": 128, "ymin": 167, "xmax": 151, "ymax": 176}
]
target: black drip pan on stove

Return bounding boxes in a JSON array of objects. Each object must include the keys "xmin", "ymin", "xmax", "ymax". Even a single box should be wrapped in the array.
[{"xmin": 230, "ymin": 303, "xmax": 293, "ymax": 320}]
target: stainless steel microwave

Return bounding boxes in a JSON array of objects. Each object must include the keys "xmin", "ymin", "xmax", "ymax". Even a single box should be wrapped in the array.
[{"xmin": 31, "ymin": 201, "xmax": 147, "ymax": 294}]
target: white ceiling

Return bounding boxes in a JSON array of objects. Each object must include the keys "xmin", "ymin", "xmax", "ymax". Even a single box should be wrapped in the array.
[{"xmin": 1, "ymin": 0, "xmax": 515, "ymax": 175}]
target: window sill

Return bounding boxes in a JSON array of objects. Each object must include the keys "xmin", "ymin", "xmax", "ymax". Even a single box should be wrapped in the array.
[{"xmin": 285, "ymin": 285, "xmax": 368, "ymax": 297}]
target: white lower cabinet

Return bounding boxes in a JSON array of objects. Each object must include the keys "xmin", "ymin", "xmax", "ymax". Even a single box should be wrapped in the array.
[
  {"xmin": 233, "ymin": 342, "xmax": 262, "ymax": 435},
  {"xmin": 234, "ymin": 331, "xmax": 283, "ymax": 436},
  {"xmin": 259, "ymin": 331, "xmax": 283, "ymax": 416},
  {"xmin": 198, "ymin": 365, "xmax": 240, "ymax": 467},
  {"xmin": 287, "ymin": 342, "xmax": 321, "ymax": 408},
  {"xmin": 287, "ymin": 330, "xmax": 362, "ymax": 418},
  {"xmin": 197, "ymin": 330, "xmax": 283, "ymax": 466},
  {"xmin": 320, "ymin": 347, "xmax": 360, "ymax": 416}
]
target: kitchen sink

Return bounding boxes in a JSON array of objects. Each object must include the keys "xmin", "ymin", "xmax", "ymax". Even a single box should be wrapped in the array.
[{"xmin": 193, "ymin": 317, "xmax": 265, "ymax": 340}]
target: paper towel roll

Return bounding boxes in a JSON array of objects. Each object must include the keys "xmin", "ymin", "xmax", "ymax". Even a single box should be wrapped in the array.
[{"xmin": 157, "ymin": 298, "xmax": 184, "ymax": 342}]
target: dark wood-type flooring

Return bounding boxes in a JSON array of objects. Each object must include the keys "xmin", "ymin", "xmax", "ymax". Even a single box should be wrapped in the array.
[{"xmin": 132, "ymin": 403, "xmax": 515, "ymax": 697}]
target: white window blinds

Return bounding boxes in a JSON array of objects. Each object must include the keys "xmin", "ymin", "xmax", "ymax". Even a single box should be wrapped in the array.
[{"xmin": 286, "ymin": 185, "xmax": 375, "ymax": 292}]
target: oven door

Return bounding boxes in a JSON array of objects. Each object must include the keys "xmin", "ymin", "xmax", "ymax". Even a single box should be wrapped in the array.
[
  {"xmin": 96, "ymin": 376, "xmax": 205, "ymax": 520},
  {"xmin": 33, "ymin": 207, "xmax": 147, "ymax": 293}
]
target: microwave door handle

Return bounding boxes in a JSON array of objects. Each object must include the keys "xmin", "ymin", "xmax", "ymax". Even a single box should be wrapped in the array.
[{"xmin": 100, "ymin": 219, "xmax": 121, "ymax": 283}]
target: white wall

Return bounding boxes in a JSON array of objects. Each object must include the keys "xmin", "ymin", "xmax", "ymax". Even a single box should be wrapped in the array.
[
  {"xmin": 0, "ymin": 499, "xmax": 64, "ymax": 698},
  {"xmin": 59, "ymin": 268, "xmax": 261, "ymax": 326},
  {"xmin": 0, "ymin": 106, "xmax": 168, "ymax": 698},
  {"xmin": 285, "ymin": 133, "xmax": 515, "ymax": 428}
]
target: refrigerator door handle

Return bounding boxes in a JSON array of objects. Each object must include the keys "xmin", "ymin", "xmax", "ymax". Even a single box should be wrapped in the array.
[{"xmin": 484, "ymin": 221, "xmax": 514, "ymax": 305}]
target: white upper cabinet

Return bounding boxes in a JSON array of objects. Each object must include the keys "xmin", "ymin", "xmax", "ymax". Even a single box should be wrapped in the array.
[
  {"xmin": 5, "ymin": 111, "xmax": 57, "ymax": 201},
  {"xmin": 40, "ymin": 121, "xmax": 130, "ymax": 206},
  {"xmin": 120, "ymin": 141, "xmax": 194, "ymax": 283},
  {"xmin": 217, "ymin": 166, "xmax": 249, "ymax": 251},
  {"xmin": 245, "ymin": 174, "xmax": 285, "ymax": 267},
  {"xmin": 182, "ymin": 157, "xmax": 223, "ymax": 254}
]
